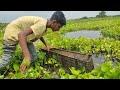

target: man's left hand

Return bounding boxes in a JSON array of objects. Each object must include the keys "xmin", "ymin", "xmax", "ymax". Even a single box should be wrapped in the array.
[{"xmin": 46, "ymin": 46, "xmax": 55, "ymax": 52}]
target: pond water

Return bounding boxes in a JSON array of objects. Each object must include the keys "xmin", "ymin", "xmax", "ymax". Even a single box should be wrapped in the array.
[
  {"xmin": 92, "ymin": 54, "xmax": 105, "ymax": 68},
  {"xmin": 92, "ymin": 54, "xmax": 118, "ymax": 69},
  {"xmin": 65, "ymin": 30, "xmax": 103, "ymax": 39}
]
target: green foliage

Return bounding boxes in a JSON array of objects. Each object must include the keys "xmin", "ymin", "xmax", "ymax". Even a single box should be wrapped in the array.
[
  {"xmin": 13, "ymin": 63, "xmax": 20, "ymax": 72},
  {"xmin": 0, "ymin": 17, "xmax": 120, "ymax": 79},
  {"xmin": 0, "ymin": 75, "xmax": 4, "ymax": 79},
  {"xmin": 23, "ymin": 60, "xmax": 30, "ymax": 67}
]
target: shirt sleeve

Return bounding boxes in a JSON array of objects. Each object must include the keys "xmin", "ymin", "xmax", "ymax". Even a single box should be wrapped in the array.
[{"xmin": 30, "ymin": 20, "xmax": 46, "ymax": 39}]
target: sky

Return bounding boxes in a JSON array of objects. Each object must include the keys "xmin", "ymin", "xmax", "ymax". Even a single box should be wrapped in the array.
[{"xmin": 0, "ymin": 11, "xmax": 120, "ymax": 23}]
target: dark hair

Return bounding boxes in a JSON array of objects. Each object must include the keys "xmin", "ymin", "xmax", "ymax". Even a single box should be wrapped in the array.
[{"xmin": 50, "ymin": 11, "xmax": 66, "ymax": 25}]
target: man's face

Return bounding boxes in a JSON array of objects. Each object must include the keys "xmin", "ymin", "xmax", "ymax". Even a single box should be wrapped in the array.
[{"xmin": 51, "ymin": 20, "xmax": 63, "ymax": 32}]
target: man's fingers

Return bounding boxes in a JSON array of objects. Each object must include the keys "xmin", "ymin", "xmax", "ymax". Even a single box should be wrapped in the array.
[
  {"xmin": 20, "ymin": 64, "xmax": 26, "ymax": 72},
  {"xmin": 22, "ymin": 66, "xmax": 25, "ymax": 71}
]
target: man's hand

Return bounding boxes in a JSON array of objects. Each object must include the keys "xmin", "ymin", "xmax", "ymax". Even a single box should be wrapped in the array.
[
  {"xmin": 40, "ymin": 37, "xmax": 55, "ymax": 52},
  {"xmin": 46, "ymin": 45, "xmax": 55, "ymax": 52},
  {"xmin": 20, "ymin": 57, "xmax": 31, "ymax": 73}
]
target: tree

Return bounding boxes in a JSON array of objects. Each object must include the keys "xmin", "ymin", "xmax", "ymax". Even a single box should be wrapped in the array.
[
  {"xmin": 96, "ymin": 11, "xmax": 107, "ymax": 18},
  {"xmin": 81, "ymin": 16, "xmax": 88, "ymax": 19}
]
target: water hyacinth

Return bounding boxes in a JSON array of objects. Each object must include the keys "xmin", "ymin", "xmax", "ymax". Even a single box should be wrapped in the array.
[{"xmin": 0, "ymin": 16, "xmax": 120, "ymax": 79}]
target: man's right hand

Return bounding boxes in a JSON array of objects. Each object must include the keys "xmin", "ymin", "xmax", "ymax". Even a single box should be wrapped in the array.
[{"xmin": 20, "ymin": 57, "xmax": 31, "ymax": 73}]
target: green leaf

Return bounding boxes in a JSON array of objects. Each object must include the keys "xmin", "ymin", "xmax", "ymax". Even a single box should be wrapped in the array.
[
  {"xmin": 81, "ymin": 66, "xmax": 85, "ymax": 73},
  {"xmin": 60, "ymin": 75, "xmax": 65, "ymax": 79},
  {"xmin": 44, "ymin": 73, "xmax": 52, "ymax": 79},
  {"xmin": 59, "ymin": 68, "xmax": 65, "ymax": 75},
  {"xmin": 78, "ymin": 74, "xmax": 83, "ymax": 79},
  {"xmin": 8, "ymin": 72, "xmax": 14, "ymax": 78},
  {"xmin": 101, "ymin": 65, "xmax": 107, "ymax": 72},
  {"xmin": 52, "ymin": 72, "xmax": 56, "ymax": 75},
  {"xmin": 52, "ymin": 55, "xmax": 56, "ymax": 59},
  {"xmin": 0, "ymin": 75, "xmax": 4, "ymax": 79},
  {"xmin": 69, "ymin": 75, "xmax": 76, "ymax": 79},
  {"xmin": 48, "ymin": 60, "xmax": 52, "ymax": 64},
  {"xmin": 82, "ymin": 73, "xmax": 89, "ymax": 79},
  {"xmin": 35, "ymin": 72, "xmax": 40, "ymax": 78},
  {"xmin": 60, "ymin": 73, "xmax": 69, "ymax": 79},
  {"xmin": 23, "ymin": 60, "xmax": 30, "ymax": 67},
  {"xmin": 55, "ymin": 64, "xmax": 59, "ymax": 67},
  {"xmin": 15, "ymin": 72, "xmax": 23, "ymax": 79},
  {"xmin": 69, "ymin": 67, "xmax": 80, "ymax": 76},
  {"xmin": 28, "ymin": 73, "xmax": 34, "ymax": 78},
  {"xmin": 101, "ymin": 62, "xmax": 112, "ymax": 73},
  {"xmin": 64, "ymin": 73, "xmax": 70, "ymax": 79},
  {"xmin": 88, "ymin": 74, "xmax": 95, "ymax": 79},
  {"xmin": 28, "ymin": 67, "xmax": 34, "ymax": 73},
  {"xmin": 91, "ymin": 69, "xmax": 99, "ymax": 75},
  {"xmin": 13, "ymin": 64, "xmax": 19, "ymax": 72},
  {"xmin": 73, "ymin": 70, "xmax": 80, "ymax": 76}
]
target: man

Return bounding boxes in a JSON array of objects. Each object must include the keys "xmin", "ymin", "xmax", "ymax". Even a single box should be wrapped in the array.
[{"xmin": 0, "ymin": 11, "xmax": 66, "ymax": 73}]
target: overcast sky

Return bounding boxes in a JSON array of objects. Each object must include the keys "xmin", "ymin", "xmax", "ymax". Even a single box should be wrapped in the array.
[{"xmin": 0, "ymin": 11, "xmax": 120, "ymax": 23}]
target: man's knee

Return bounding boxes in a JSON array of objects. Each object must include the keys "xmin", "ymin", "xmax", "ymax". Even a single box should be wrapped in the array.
[{"xmin": 0, "ymin": 55, "xmax": 11, "ymax": 66}]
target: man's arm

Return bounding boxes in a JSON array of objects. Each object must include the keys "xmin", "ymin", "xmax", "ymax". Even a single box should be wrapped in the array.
[
  {"xmin": 40, "ymin": 36, "xmax": 55, "ymax": 52},
  {"xmin": 18, "ymin": 29, "xmax": 33, "ymax": 59},
  {"xmin": 40, "ymin": 37, "xmax": 51, "ymax": 52},
  {"xmin": 40, "ymin": 36, "xmax": 47, "ymax": 47},
  {"xmin": 18, "ymin": 29, "xmax": 33, "ymax": 72}
]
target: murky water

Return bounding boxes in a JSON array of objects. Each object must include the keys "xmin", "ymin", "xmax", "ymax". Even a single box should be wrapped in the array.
[
  {"xmin": 92, "ymin": 54, "xmax": 118, "ymax": 69},
  {"xmin": 92, "ymin": 54, "xmax": 105, "ymax": 68},
  {"xmin": 65, "ymin": 30, "xmax": 103, "ymax": 39}
]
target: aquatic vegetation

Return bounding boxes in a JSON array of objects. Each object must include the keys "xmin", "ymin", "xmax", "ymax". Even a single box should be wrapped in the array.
[{"xmin": 0, "ymin": 16, "xmax": 120, "ymax": 79}]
